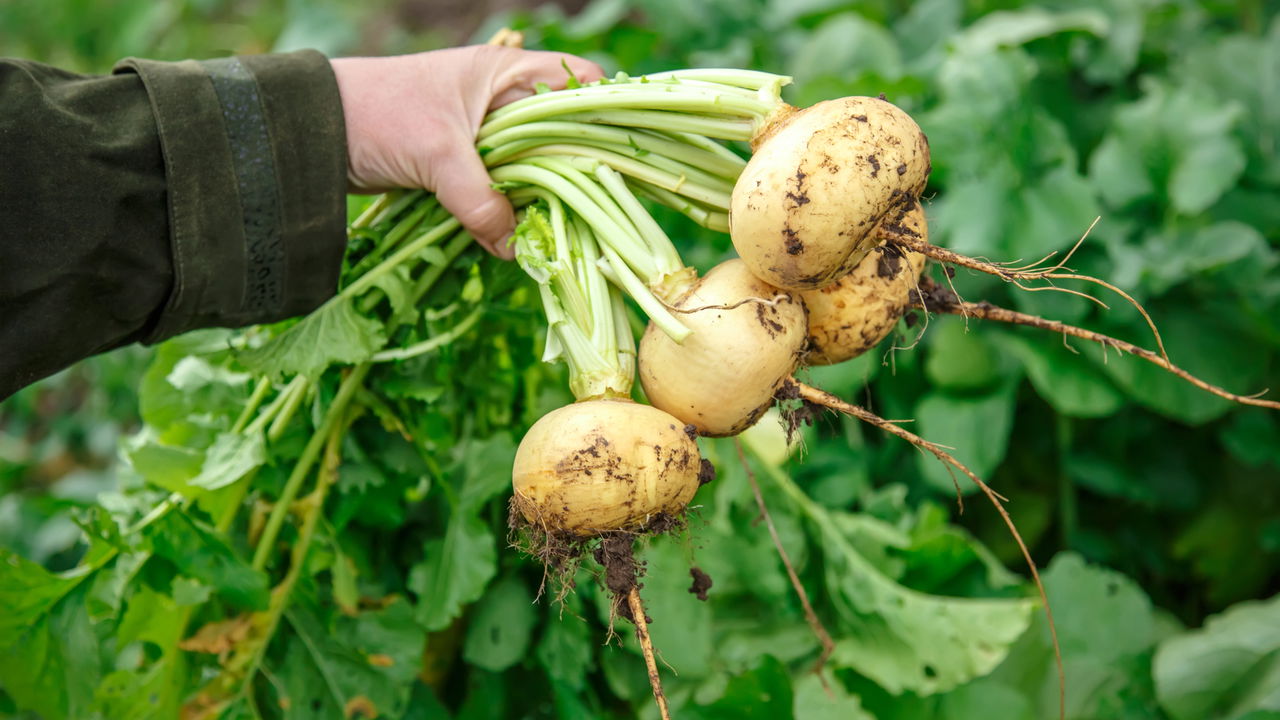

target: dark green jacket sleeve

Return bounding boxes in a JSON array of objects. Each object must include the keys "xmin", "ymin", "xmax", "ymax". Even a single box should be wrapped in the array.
[{"xmin": 0, "ymin": 50, "xmax": 348, "ymax": 402}]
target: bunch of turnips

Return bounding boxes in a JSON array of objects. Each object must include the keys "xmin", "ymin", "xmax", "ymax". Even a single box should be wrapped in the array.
[{"xmin": 287, "ymin": 67, "xmax": 1275, "ymax": 720}]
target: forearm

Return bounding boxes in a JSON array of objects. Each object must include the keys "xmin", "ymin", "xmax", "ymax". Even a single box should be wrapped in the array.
[{"xmin": 0, "ymin": 52, "xmax": 350, "ymax": 401}]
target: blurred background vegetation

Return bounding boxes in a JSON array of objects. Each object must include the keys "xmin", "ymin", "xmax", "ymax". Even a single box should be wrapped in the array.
[{"xmin": 3, "ymin": 1, "xmax": 1279, "ymax": 718}]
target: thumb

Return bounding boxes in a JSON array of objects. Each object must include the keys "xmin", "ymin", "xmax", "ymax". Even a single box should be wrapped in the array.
[{"xmin": 432, "ymin": 147, "xmax": 516, "ymax": 260}]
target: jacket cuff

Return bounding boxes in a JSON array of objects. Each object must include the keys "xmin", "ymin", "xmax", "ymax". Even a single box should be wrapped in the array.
[{"xmin": 113, "ymin": 50, "xmax": 348, "ymax": 343}]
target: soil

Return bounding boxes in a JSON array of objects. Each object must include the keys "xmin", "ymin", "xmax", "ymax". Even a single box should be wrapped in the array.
[
  {"xmin": 697, "ymin": 458, "xmax": 716, "ymax": 486},
  {"xmin": 775, "ymin": 378, "xmax": 821, "ymax": 442},
  {"xmin": 909, "ymin": 276, "xmax": 961, "ymax": 310},
  {"xmin": 687, "ymin": 567, "xmax": 713, "ymax": 601},
  {"xmin": 875, "ymin": 244, "xmax": 904, "ymax": 279},
  {"xmin": 595, "ymin": 534, "xmax": 642, "ymax": 620}
]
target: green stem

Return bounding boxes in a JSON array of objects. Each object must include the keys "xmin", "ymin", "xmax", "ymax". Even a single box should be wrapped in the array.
[
  {"xmin": 250, "ymin": 364, "xmax": 370, "ymax": 571},
  {"xmin": 340, "ymin": 218, "xmax": 461, "ymax": 300},
  {"xmin": 593, "ymin": 164, "xmax": 686, "ymax": 272},
  {"xmin": 503, "ymin": 143, "xmax": 732, "ymax": 208},
  {"xmin": 479, "ymin": 83, "xmax": 775, "ymax": 138},
  {"xmin": 490, "ymin": 163, "xmax": 656, "ymax": 280},
  {"xmin": 513, "ymin": 202, "xmax": 631, "ymax": 400},
  {"xmin": 231, "ymin": 378, "xmax": 273, "ymax": 435},
  {"xmin": 348, "ymin": 198, "xmax": 445, "ymax": 278},
  {"xmin": 480, "ymin": 121, "xmax": 745, "ymax": 179},
  {"xmin": 630, "ymin": 180, "xmax": 731, "ymax": 232},
  {"xmin": 350, "ymin": 192, "xmax": 395, "ymax": 230},
  {"xmin": 404, "ymin": 232, "xmax": 476, "ymax": 315},
  {"xmin": 266, "ymin": 376, "xmax": 310, "ymax": 443},
  {"xmin": 596, "ymin": 241, "xmax": 691, "ymax": 343},
  {"xmin": 641, "ymin": 68, "xmax": 791, "ymax": 91},
  {"xmin": 371, "ymin": 306, "xmax": 484, "ymax": 362},
  {"xmin": 548, "ymin": 109, "xmax": 756, "ymax": 141},
  {"xmin": 244, "ymin": 375, "xmax": 301, "ymax": 436},
  {"xmin": 242, "ymin": 402, "xmax": 353, "ymax": 702},
  {"xmin": 368, "ymin": 189, "xmax": 426, "ymax": 228}
]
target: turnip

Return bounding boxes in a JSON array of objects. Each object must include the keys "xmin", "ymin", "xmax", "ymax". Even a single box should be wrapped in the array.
[
  {"xmin": 802, "ymin": 203, "xmax": 928, "ymax": 366},
  {"xmin": 731, "ymin": 96, "xmax": 931, "ymax": 291},
  {"xmin": 510, "ymin": 399, "xmax": 700, "ymax": 535},
  {"xmin": 639, "ymin": 258, "xmax": 807, "ymax": 436}
]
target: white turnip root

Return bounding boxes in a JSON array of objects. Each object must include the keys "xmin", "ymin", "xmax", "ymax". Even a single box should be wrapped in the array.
[
  {"xmin": 639, "ymin": 259, "xmax": 807, "ymax": 436},
  {"xmin": 801, "ymin": 204, "xmax": 928, "ymax": 365},
  {"xmin": 731, "ymin": 96, "xmax": 930, "ymax": 291},
  {"xmin": 511, "ymin": 399, "xmax": 702, "ymax": 536}
]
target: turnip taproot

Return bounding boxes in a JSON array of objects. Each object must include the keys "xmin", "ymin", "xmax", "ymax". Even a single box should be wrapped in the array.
[
  {"xmin": 639, "ymin": 259, "xmax": 808, "ymax": 436},
  {"xmin": 511, "ymin": 399, "xmax": 701, "ymax": 535},
  {"xmin": 802, "ymin": 203, "xmax": 928, "ymax": 366},
  {"xmin": 731, "ymin": 96, "xmax": 931, "ymax": 291}
]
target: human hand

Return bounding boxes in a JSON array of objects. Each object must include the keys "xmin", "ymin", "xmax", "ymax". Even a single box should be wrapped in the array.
[{"xmin": 331, "ymin": 46, "xmax": 604, "ymax": 258}]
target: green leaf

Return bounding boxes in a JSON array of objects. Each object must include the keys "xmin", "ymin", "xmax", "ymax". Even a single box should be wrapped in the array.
[
  {"xmin": 457, "ymin": 433, "xmax": 517, "ymax": 514},
  {"xmin": 190, "ymin": 431, "xmax": 266, "ymax": 492},
  {"xmin": 96, "ymin": 587, "xmax": 186, "ymax": 720},
  {"xmin": 1009, "ymin": 164, "xmax": 1101, "ymax": 261},
  {"xmin": 1041, "ymin": 553, "xmax": 1154, "ymax": 663},
  {"xmin": 977, "ymin": 553, "xmax": 1159, "ymax": 718},
  {"xmin": 1089, "ymin": 134, "xmax": 1155, "ymax": 208},
  {"xmin": 86, "ymin": 551, "xmax": 148, "ymax": 622},
  {"xmin": 410, "ymin": 515, "xmax": 497, "ymax": 632},
  {"xmin": 1099, "ymin": 309, "xmax": 1267, "ymax": 424},
  {"xmin": 826, "ymin": 564, "xmax": 1032, "ymax": 694},
  {"xmin": 632, "ymin": 538, "xmax": 714, "ymax": 676},
  {"xmin": 928, "ymin": 166, "xmax": 1016, "ymax": 256},
  {"xmin": 924, "ymin": 316, "xmax": 1007, "ymax": 392},
  {"xmin": 1221, "ymin": 409, "xmax": 1280, "ymax": 468},
  {"xmin": 279, "ymin": 598, "xmax": 425, "ymax": 720},
  {"xmin": 950, "ymin": 8, "xmax": 1107, "ymax": 56},
  {"xmin": 370, "ymin": 265, "xmax": 415, "ymax": 318},
  {"xmin": 938, "ymin": 681, "xmax": 1036, "ymax": 719},
  {"xmin": 172, "ymin": 576, "xmax": 213, "ymax": 606},
  {"xmin": 1155, "ymin": 593, "xmax": 1280, "ymax": 719},
  {"xmin": 788, "ymin": 13, "xmax": 902, "ymax": 87},
  {"xmin": 784, "ymin": 491, "xmax": 1035, "ymax": 695},
  {"xmin": 238, "ymin": 297, "xmax": 386, "ymax": 379},
  {"xmin": 149, "ymin": 513, "xmax": 269, "ymax": 610},
  {"xmin": 915, "ymin": 384, "xmax": 1017, "ymax": 495},
  {"xmin": 793, "ymin": 673, "xmax": 875, "ymax": 720},
  {"xmin": 686, "ymin": 656, "xmax": 794, "ymax": 719},
  {"xmin": 1169, "ymin": 134, "xmax": 1247, "ymax": 215},
  {"xmin": 536, "ymin": 602, "xmax": 594, "ymax": 690},
  {"xmin": 463, "ymin": 575, "xmax": 536, "ymax": 672},
  {"xmin": 998, "ymin": 334, "xmax": 1123, "ymax": 418},
  {"xmin": 126, "ymin": 431, "xmax": 205, "ymax": 493},
  {"xmin": 138, "ymin": 330, "xmax": 247, "ymax": 434},
  {"xmin": 894, "ymin": 0, "xmax": 963, "ymax": 60},
  {"xmin": 1183, "ymin": 221, "xmax": 1268, "ymax": 274},
  {"xmin": 0, "ymin": 550, "xmax": 102, "ymax": 720},
  {"xmin": 896, "ymin": 503, "xmax": 1026, "ymax": 596}
]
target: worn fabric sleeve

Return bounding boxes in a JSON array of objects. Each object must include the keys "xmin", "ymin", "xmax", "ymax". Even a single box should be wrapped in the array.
[{"xmin": 0, "ymin": 50, "xmax": 349, "ymax": 401}]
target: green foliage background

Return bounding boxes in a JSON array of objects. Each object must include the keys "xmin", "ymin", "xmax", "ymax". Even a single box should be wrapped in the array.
[{"xmin": 3, "ymin": 0, "xmax": 1280, "ymax": 718}]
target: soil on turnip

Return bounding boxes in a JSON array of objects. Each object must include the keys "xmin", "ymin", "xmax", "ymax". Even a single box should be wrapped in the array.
[
  {"xmin": 875, "ymin": 244, "xmax": 905, "ymax": 279},
  {"xmin": 698, "ymin": 458, "xmax": 716, "ymax": 486}
]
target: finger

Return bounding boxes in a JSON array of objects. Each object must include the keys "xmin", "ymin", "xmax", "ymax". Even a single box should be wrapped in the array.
[
  {"xmin": 487, "ymin": 49, "xmax": 606, "ymax": 109},
  {"xmin": 431, "ymin": 144, "xmax": 516, "ymax": 260}
]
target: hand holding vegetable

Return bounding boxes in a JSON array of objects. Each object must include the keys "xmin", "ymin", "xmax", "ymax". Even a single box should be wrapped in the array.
[{"xmin": 331, "ymin": 46, "xmax": 604, "ymax": 257}]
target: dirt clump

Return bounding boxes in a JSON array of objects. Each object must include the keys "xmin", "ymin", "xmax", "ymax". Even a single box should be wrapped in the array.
[{"xmin": 688, "ymin": 567, "xmax": 713, "ymax": 601}]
